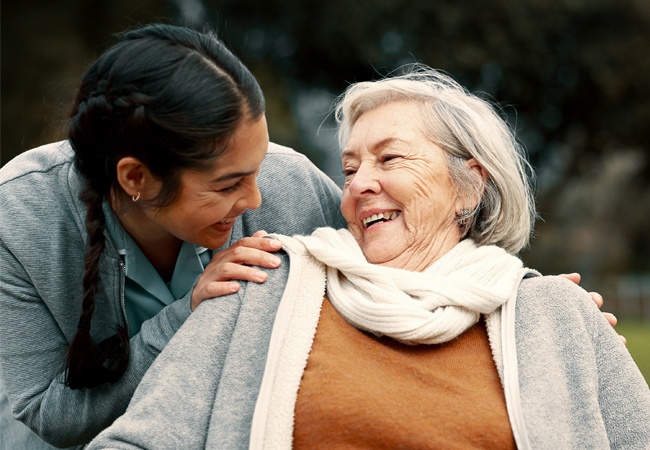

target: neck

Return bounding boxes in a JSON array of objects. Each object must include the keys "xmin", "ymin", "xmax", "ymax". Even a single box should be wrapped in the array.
[
  {"xmin": 111, "ymin": 198, "xmax": 183, "ymax": 282},
  {"xmin": 380, "ymin": 235, "xmax": 462, "ymax": 272},
  {"xmin": 140, "ymin": 239, "xmax": 183, "ymax": 283}
]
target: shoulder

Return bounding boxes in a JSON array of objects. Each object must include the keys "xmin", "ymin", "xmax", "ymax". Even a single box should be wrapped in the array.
[
  {"xmin": 516, "ymin": 274, "xmax": 603, "ymax": 336},
  {"xmin": 0, "ymin": 141, "xmax": 78, "ymax": 213},
  {"xmin": 266, "ymin": 142, "xmax": 306, "ymax": 157},
  {"xmin": 0, "ymin": 141, "xmax": 74, "ymax": 186},
  {"xmin": 0, "ymin": 141, "xmax": 78, "ymax": 207},
  {"xmin": 238, "ymin": 143, "xmax": 345, "ymax": 235},
  {"xmin": 0, "ymin": 141, "xmax": 83, "ymax": 242},
  {"xmin": 258, "ymin": 142, "xmax": 338, "ymax": 191},
  {"xmin": 239, "ymin": 247, "xmax": 292, "ymax": 302},
  {"xmin": 236, "ymin": 240, "xmax": 326, "ymax": 297},
  {"xmin": 513, "ymin": 275, "xmax": 604, "ymax": 377},
  {"xmin": 261, "ymin": 142, "xmax": 312, "ymax": 171},
  {"xmin": 518, "ymin": 275, "xmax": 592, "ymax": 308}
]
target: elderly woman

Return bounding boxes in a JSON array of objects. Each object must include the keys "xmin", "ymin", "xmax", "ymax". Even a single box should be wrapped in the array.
[{"xmin": 88, "ymin": 67, "xmax": 649, "ymax": 449}]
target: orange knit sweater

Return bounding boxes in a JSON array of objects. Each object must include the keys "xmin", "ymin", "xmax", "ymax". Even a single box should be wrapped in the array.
[{"xmin": 293, "ymin": 297, "xmax": 515, "ymax": 449}]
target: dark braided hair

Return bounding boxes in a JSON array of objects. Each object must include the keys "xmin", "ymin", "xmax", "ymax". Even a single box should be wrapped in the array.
[{"xmin": 65, "ymin": 23, "xmax": 265, "ymax": 389}]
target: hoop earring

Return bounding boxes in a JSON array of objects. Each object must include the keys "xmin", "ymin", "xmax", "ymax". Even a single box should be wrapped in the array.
[
  {"xmin": 455, "ymin": 208, "xmax": 471, "ymax": 229},
  {"xmin": 132, "ymin": 192, "xmax": 141, "ymax": 202}
]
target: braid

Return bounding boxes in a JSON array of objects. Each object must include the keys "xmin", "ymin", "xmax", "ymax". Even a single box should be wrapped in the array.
[
  {"xmin": 65, "ymin": 183, "xmax": 130, "ymax": 390},
  {"xmin": 65, "ymin": 23, "xmax": 264, "ymax": 389},
  {"xmin": 80, "ymin": 187, "xmax": 106, "ymax": 328}
]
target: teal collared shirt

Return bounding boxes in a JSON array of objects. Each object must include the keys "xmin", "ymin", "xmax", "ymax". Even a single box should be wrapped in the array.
[{"xmin": 105, "ymin": 208, "xmax": 212, "ymax": 336}]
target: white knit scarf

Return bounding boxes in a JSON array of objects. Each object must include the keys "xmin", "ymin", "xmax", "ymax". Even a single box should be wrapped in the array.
[{"xmin": 293, "ymin": 227, "xmax": 528, "ymax": 345}]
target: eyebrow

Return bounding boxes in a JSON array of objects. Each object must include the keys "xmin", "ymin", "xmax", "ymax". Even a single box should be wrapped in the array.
[
  {"xmin": 211, "ymin": 169, "xmax": 257, "ymax": 183},
  {"xmin": 342, "ymin": 137, "xmax": 410, "ymax": 159}
]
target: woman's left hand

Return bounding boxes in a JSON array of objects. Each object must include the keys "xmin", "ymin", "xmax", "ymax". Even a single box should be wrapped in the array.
[{"xmin": 559, "ymin": 272, "xmax": 626, "ymax": 344}]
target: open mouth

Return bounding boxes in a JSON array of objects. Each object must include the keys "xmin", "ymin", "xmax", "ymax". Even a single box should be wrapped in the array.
[
  {"xmin": 362, "ymin": 211, "xmax": 400, "ymax": 228},
  {"xmin": 218, "ymin": 219, "xmax": 233, "ymax": 225}
]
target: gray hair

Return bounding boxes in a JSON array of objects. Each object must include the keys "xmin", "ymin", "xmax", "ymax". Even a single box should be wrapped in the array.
[{"xmin": 334, "ymin": 65, "xmax": 536, "ymax": 254}]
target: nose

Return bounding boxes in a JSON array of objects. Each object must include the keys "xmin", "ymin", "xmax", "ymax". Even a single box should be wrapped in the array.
[
  {"xmin": 238, "ymin": 177, "xmax": 262, "ymax": 211},
  {"xmin": 348, "ymin": 162, "xmax": 380, "ymax": 197}
]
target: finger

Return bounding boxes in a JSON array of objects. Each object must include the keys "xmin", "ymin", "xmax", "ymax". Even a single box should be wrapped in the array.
[
  {"xmin": 620, "ymin": 335, "xmax": 627, "ymax": 346},
  {"xmin": 192, "ymin": 282, "xmax": 240, "ymax": 310},
  {"xmin": 602, "ymin": 312, "xmax": 617, "ymax": 327},
  {"xmin": 589, "ymin": 291, "xmax": 604, "ymax": 308},
  {"xmin": 211, "ymin": 246, "xmax": 281, "ymax": 269},
  {"xmin": 214, "ymin": 262, "xmax": 271, "ymax": 283},
  {"xmin": 203, "ymin": 281, "xmax": 242, "ymax": 299},
  {"xmin": 251, "ymin": 230, "xmax": 269, "ymax": 237},
  {"xmin": 232, "ymin": 236, "xmax": 283, "ymax": 253},
  {"xmin": 558, "ymin": 272, "xmax": 581, "ymax": 285}
]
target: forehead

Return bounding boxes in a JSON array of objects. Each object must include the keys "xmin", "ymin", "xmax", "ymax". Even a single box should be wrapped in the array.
[
  {"xmin": 343, "ymin": 102, "xmax": 426, "ymax": 155},
  {"xmin": 180, "ymin": 122, "xmax": 268, "ymax": 184}
]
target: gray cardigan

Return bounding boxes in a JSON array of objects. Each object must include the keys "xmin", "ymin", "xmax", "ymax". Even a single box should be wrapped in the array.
[
  {"xmin": 0, "ymin": 141, "xmax": 346, "ymax": 449},
  {"xmin": 88, "ymin": 235, "xmax": 650, "ymax": 450}
]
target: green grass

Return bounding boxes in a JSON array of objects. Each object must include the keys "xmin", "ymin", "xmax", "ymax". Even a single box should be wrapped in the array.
[{"xmin": 615, "ymin": 321, "xmax": 650, "ymax": 385}]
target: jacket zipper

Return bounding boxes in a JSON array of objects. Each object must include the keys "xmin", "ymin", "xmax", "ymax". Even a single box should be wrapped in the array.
[{"xmin": 118, "ymin": 260, "xmax": 130, "ymax": 337}]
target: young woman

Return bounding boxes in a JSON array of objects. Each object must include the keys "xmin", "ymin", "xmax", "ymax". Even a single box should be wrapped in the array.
[{"xmin": 0, "ymin": 24, "xmax": 344, "ymax": 449}]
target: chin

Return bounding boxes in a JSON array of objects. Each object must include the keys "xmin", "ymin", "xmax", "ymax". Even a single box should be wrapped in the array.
[
  {"xmin": 362, "ymin": 248, "xmax": 394, "ymax": 265},
  {"xmin": 199, "ymin": 234, "xmax": 232, "ymax": 250}
]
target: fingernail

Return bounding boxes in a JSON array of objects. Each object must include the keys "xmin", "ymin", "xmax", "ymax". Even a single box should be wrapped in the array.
[
  {"xmin": 268, "ymin": 255, "xmax": 281, "ymax": 266},
  {"xmin": 263, "ymin": 236, "xmax": 282, "ymax": 246}
]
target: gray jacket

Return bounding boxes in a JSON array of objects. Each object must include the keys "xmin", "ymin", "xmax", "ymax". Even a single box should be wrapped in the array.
[
  {"xmin": 88, "ymin": 235, "xmax": 650, "ymax": 450},
  {"xmin": 0, "ymin": 141, "xmax": 345, "ymax": 449}
]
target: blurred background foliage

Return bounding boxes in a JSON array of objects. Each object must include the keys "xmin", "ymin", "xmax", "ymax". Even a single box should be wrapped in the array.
[{"xmin": 2, "ymin": 0, "xmax": 649, "ymax": 370}]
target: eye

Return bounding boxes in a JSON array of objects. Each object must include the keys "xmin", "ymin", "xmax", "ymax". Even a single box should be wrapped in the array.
[
  {"xmin": 343, "ymin": 167, "xmax": 357, "ymax": 177},
  {"xmin": 343, "ymin": 166, "xmax": 357, "ymax": 181},
  {"xmin": 380, "ymin": 154, "xmax": 401, "ymax": 163},
  {"xmin": 217, "ymin": 180, "xmax": 243, "ymax": 194}
]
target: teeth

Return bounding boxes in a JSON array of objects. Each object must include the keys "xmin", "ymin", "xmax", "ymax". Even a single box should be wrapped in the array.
[{"xmin": 362, "ymin": 211, "xmax": 399, "ymax": 228}]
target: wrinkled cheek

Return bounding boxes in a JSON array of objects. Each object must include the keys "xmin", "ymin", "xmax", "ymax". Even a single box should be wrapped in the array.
[
  {"xmin": 340, "ymin": 195, "xmax": 355, "ymax": 223},
  {"xmin": 346, "ymin": 223, "xmax": 364, "ymax": 245},
  {"xmin": 402, "ymin": 211, "xmax": 423, "ymax": 240},
  {"xmin": 400, "ymin": 215, "xmax": 430, "ymax": 251}
]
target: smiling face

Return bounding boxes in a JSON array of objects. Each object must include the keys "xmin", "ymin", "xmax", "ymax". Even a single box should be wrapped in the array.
[
  {"xmin": 124, "ymin": 115, "xmax": 270, "ymax": 251},
  {"xmin": 341, "ymin": 102, "xmax": 465, "ymax": 271}
]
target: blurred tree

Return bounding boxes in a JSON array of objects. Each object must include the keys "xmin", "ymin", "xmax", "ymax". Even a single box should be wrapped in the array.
[{"xmin": 1, "ymin": 0, "xmax": 178, "ymax": 164}]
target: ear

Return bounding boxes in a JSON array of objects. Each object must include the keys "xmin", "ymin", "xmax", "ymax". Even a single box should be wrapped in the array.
[
  {"xmin": 460, "ymin": 158, "xmax": 488, "ymax": 211},
  {"xmin": 466, "ymin": 158, "xmax": 488, "ymax": 183},
  {"xmin": 115, "ymin": 157, "xmax": 160, "ymax": 200}
]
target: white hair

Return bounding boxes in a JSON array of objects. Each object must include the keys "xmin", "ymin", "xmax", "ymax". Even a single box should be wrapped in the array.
[{"xmin": 334, "ymin": 65, "xmax": 536, "ymax": 254}]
